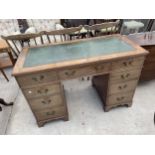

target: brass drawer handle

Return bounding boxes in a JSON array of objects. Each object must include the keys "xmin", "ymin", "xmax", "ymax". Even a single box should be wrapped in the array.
[
  {"xmin": 37, "ymin": 90, "xmax": 42, "ymax": 94},
  {"xmin": 40, "ymin": 75, "xmax": 44, "ymax": 80},
  {"xmin": 116, "ymin": 97, "xmax": 124, "ymax": 101},
  {"xmin": 41, "ymin": 100, "xmax": 46, "ymax": 104},
  {"xmin": 48, "ymin": 99, "xmax": 52, "ymax": 103},
  {"xmin": 32, "ymin": 75, "xmax": 45, "ymax": 82},
  {"xmin": 123, "ymin": 61, "xmax": 133, "ymax": 66},
  {"xmin": 37, "ymin": 88, "xmax": 49, "ymax": 94},
  {"xmin": 46, "ymin": 111, "xmax": 55, "ymax": 116},
  {"xmin": 65, "ymin": 70, "xmax": 76, "ymax": 76},
  {"xmin": 123, "ymin": 62, "xmax": 127, "ymax": 66},
  {"xmin": 118, "ymin": 84, "xmax": 127, "ymax": 90},
  {"xmin": 121, "ymin": 73, "xmax": 130, "ymax": 79},
  {"xmin": 44, "ymin": 89, "xmax": 49, "ymax": 93},
  {"xmin": 129, "ymin": 61, "xmax": 133, "ymax": 65},
  {"xmin": 41, "ymin": 99, "xmax": 52, "ymax": 104}
]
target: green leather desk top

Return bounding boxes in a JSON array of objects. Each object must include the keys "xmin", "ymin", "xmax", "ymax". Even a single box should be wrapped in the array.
[{"xmin": 23, "ymin": 36, "xmax": 135, "ymax": 68}]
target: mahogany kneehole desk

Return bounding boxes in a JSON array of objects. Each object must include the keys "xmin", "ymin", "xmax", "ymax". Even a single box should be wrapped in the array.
[{"xmin": 13, "ymin": 35, "xmax": 148, "ymax": 127}]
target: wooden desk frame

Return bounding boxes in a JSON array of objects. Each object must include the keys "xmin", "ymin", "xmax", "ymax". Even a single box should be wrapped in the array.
[{"xmin": 13, "ymin": 35, "xmax": 148, "ymax": 127}]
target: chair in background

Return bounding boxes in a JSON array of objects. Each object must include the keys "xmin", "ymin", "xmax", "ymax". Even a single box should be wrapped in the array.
[
  {"xmin": 84, "ymin": 20, "xmax": 120, "ymax": 37},
  {"xmin": 0, "ymin": 68, "xmax": 9, "ymax": 82},
  {"xmin": 1, "ymin": 26, "xmax": 83, "ymax": 59},
  {"xmin": 44, "ymin": 25, "xmax": 83, "ymax": 43},
  {"xmin": 1, "ymin": 32, "xmax": 44, "ymax": 59}
]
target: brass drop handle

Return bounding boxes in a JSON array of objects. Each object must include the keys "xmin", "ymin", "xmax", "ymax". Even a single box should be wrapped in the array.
[
  {"xmin": 40, "ymin": 75, "xmax": 44, "ymax": 80},
  {"xmin": 128, "ymin": 61, "xmax": 133, "ymax": 65},
  {"xmin": 37, "ymin": 90, "xmax": 42, "ymax": 94},
  {"xmin": 41, "ymin": 99, "xmax": 52, "ymax": 104},
  {"xmin": 123, "ymin": 62, "xmax": 128, "ymax": 66},
  {"xmin": 32, "ymin": 75, "xmax": 44, "ymax": 82},
  {"xmin": 46, "ymin": 111, "xmax": 55, "ymax": 116},
  {"xmin": 37, "ymin": 88, "xmax": 49, "ymax": 94},
  {"xmin": 123, "ymin": 60, "xmax": 133, "ymax": 66},
  {"xmin": 116, "ymin": 96, "xmax": 124, "ymax": 101},
  {"xmin": 118, "ymin": 84, "xmax": 127, "ymax": 90},
  {"xmin": 41, "ymin": 100, "xmax": 46, "ymax": 104},
  {"xmin": 44, "ymin": 89, "xmax": 49, "ymax": 93},
  {"xmin": 126, "ymin": 73, "xmax": 130, "ymax": 77},
  {"xmin": 121, "ymin": 75, "xmax": 125, "ymax": 79},
  {"xmin": 48, "ymin": 99, "xmax": 52, "ymax": 103},
  {"xmin": 121, "ymin": 73, "xmax": 130, "ymax": 79},
  {"xmin": 65, "ymin": 70, "xmax": 76, "ymax": 76}
]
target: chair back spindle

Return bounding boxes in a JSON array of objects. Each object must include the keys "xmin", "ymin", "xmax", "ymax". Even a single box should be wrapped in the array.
[
  {"xmin": 45, "ymin": 25, "xmax": 83, "ymax": 43},
  {"xmin": 84, "ymin": 20, "xmax": 120, "ymax": 37}
]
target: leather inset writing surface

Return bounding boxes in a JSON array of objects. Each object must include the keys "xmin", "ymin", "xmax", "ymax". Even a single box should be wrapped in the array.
[{"xmin": 24, "ymin": 37, "xmax": 135, "ymax": 68}]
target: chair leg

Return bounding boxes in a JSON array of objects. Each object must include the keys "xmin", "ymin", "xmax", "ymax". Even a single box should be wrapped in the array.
[{"xmin": 0, "ymin": 69, "xmax": 9, "ymax": 82}]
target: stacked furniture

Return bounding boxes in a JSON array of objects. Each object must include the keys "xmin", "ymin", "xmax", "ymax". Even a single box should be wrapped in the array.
[{"xmin": 128, "ymin": 32, "xmax": 155, "ymax": 81}]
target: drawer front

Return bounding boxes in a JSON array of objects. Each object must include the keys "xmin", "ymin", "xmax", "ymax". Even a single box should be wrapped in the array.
[
  {"xmin": 93, "ymin": 62, "xmax": 111, "ymax": 74},
  {"xmin": 108, "ymin": 80, "xmax": 138, "ymax": 95},
  {"xmin": 34, "ymin": 106, "xmax": 66, "ymax": 121},
  {"xmin": 23, "ymin": 83, "xmax": 61, "ymax": 99},
  {"xmin": 110, "ymin": 68, "xmax": 141, "ymax": 83},
  {"xmin": 59, "ymin": 62, "xmax": 111, "ymax": 80},
  {"xmin": 112, "ymin": 56, "xmax": 144, "ymax": 72},
  {"xmin": 29, "ymin": 94, "xmax": 64, "ymax": 110},
  {"xmin": 17, "ymin": 71, "xmax": 58, "ymax": 88},
  {"xmin": 107, "ymin": 92, "xmax": 134, "ymax": 105}
]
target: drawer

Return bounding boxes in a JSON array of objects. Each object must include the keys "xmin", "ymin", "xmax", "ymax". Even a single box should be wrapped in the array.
[
  {"xmin": 17, "ymin": 71, "xmax": 58, "ymax": 88},
  {"xmin": 112, "ymin": 56, "xmax": 144, "ymax": 72},
  {"xmin": 108, "ymin": 80, "xmax": 138, "ymax": 95},
  {"xmin": 59, "ymin": 62, "xmax": 110, "ymax": 80},
  {"xmin": 34, "ymin": 106, "xmax": 66, "ymax": 121},
  {"xmin": 107, "ymin": 92, "xmax": 134, "ymax": 105},
  {"xmin": 110, "ymin": 68, "xmax": 142, "ymax": 83},
  {"xmin": 29, "ymin": 93, "xmax": 64, "ymax": 110},
  {"xmin": 23, "ymin": 83, "xmax": 61, "ymax": 99}
]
